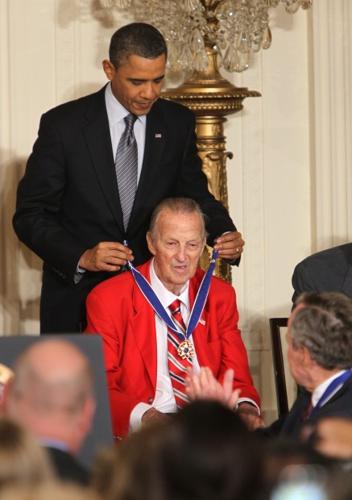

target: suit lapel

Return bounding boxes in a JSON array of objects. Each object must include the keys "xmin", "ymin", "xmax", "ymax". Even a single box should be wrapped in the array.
[
  {"xmin": 128, "ymin": 101, "xmax": 166, "ymax": 232},
  {"xmin": 130, "ymin": 261, "xmax": 157, "ymax": 389},
  {"xmin": 83, "ymin": 87, "xmax": 124, "ymax": 232}
]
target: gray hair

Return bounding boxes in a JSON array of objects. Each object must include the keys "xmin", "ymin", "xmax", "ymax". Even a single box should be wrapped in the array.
[
  {"xmin": 149, "ymin": 197, "xmax": 207, "ymax": 241},
  {"xmin": 291, "ymin": 292, "xmax": 352, "ymax": 369},
  {"xmin": 109, "ymin": 23, "xmax": 167, "ymax": 68}
]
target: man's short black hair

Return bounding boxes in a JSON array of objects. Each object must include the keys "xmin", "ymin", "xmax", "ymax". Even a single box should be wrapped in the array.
[{"xmin": 109, "ymin": 22, "xmax": 167, "ymax": 68}]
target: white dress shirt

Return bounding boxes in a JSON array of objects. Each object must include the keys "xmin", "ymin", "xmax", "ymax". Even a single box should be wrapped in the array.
[
  {"xmin": 129, "ymin": 260, "xmax": 201, "ymax": 431},
  {"xmin": 129, "ymin": 260, "xmax": 259, "ymax": 431},
  {"xmin": 311, "ymin": 369, "xmax": 348, "ymax": 408}
]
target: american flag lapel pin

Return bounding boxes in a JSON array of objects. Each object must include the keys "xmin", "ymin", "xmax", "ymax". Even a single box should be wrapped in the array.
[{"xmin": 155, "ymin": 132, "xmax": 162, "ymax": 139}]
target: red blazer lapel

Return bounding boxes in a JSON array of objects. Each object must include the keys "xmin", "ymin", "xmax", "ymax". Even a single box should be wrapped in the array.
[{"xmin": 130, "ymin": 260, "xmax": 157, "ymax": 391}]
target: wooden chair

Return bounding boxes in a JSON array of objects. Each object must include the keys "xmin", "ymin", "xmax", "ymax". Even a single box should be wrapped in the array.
[{"xmin": 269, "ymin": 317, "xmax": 293, "ymax": 418}]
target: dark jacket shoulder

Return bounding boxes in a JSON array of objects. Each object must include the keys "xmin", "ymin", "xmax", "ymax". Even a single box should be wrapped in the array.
[
  {"xmin": 46, "ymin": 446, "xmax": 90, "ymax": 486},
  {"xmin": 40, "ymin": 87, "xmax": 106, "ymax": 125}
]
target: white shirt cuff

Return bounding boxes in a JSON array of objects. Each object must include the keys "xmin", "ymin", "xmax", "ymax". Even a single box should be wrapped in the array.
[
  {"xmin": 129, "ymin": 402, "xmax": 153, "ymax": 433},
  {"xmin": 236, "ymin": 398, "xmax": 261, "ymax": 415},
  {"xmin": 73, "ymin": 264, "xmax": 86, "ymax": 284}
]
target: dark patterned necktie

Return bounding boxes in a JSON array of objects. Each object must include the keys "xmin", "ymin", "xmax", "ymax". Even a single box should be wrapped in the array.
[
  {"xmin": 115, "ymin": 113, "xmax": 138, "ymax": 230},
  {"xmin": 167, "ymin": 299, "xmax": 192, "ymax": 408}
]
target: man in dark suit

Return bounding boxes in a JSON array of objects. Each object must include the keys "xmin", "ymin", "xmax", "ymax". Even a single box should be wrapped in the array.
[
  {"xmin": 187, "ymin": 291, "xmax": 352, "ymax": 438},
  {"xmin": 292, "ymin": 243, "xmax": 352, "ymax": 304},
  {"xmin": 13, "ymin": 22, "xmax": 243, "ymax": 333},
  {"xmin": 274, "ymin": 292, "xmax": 352, "ymax": 437},
  {"xmin": 3, "ymin": 339, "xmax": 95, "ymax": 485}
]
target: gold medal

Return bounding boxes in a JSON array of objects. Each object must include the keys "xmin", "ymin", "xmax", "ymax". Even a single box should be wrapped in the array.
[{"xmin": 177, "ymin": 340, "xmax": 194, "ymax": 360}]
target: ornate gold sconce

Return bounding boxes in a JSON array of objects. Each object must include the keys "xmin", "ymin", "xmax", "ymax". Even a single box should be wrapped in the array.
[{"xmin": 163, "ymin": 47, "xmax": 260, "ymax": 281}]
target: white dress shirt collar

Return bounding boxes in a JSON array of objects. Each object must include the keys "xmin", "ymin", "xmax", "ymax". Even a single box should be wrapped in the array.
[
  {"xmin": 105, "ymin": 83, "xmax": 146, "ymax": 127},
  {"xmin": 312, "ymin": 369, "xmax": 347, "ymax": 407}
]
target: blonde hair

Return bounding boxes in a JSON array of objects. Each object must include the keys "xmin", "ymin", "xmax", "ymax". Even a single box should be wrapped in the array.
[
  {"xmin": 0, "ymin": 417, "xmax": 53, "ymax": 488},
  {"xmin": 0, "ymin": 482, "xmax": 100, "ymax": 500}
]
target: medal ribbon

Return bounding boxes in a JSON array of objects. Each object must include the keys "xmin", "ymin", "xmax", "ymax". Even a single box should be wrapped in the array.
[
  {"xmin": 310, "ymin": 369, "xmax": 352, "ymax": 416},
  {"xmin": 124, "ymin": 241, "xmax": 218, "ymax": 342}
]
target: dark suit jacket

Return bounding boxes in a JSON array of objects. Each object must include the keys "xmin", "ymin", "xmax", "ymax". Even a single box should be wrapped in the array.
[
  {"xmin": 292, "ymin": 243, "xmax": 352, "ymax": 303},
  {"xmin": 13, "ymin": 87, "xmax": 235, "ymax": 333},
  {"xmin": 46, "ymin": 446, "xmax": 89, "ymax": 486},
  {"xmin": 266, "ymin": 375, "xmax": 352, "ymax": 438},
  {"xmin": 85, "ymin": 259, "xmax": 260, "ymax": 438}
]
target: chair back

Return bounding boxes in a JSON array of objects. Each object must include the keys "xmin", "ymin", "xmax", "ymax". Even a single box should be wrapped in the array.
[{"xmin": 269, "ymin": 317, "xmax": 297, "ymax": 418}]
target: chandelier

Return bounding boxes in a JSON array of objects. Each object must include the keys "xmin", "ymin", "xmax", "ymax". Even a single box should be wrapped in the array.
[{"xmin": 98, "ymin": 0, "xmax": 312, "ymax": 72}]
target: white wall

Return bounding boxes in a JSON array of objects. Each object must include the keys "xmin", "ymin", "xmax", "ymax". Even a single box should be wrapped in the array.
[{"xmin": 1, "ymin": 0, "xmax": 351, "ymax": 418}]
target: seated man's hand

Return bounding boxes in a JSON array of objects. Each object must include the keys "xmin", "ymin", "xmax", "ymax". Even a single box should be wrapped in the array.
[
  {"xmin": 141, "ymin": 407, "xmax": 170, "ymax": 427},
  {"xmin": 214, "ymin": 231, "xmax": 244, "ymax": 261},
  {"xmin": 236, "ymin": 402, "xmax": 265, "ymax": 431},
  {"xmin": 185, "ymin": 367, "xmax": 241, "ymax": 409}
]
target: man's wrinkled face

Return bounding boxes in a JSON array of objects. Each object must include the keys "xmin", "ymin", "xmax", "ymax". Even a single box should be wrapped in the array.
[
  {"xmin": 103, "ymin": 53, "xmax": 166, "ymax": 116},
  {"xmin": 147, "ymin": 210, "xmax": 205, "ymax": 294}
]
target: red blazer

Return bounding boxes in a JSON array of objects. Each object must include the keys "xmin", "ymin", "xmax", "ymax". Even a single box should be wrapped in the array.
[{"xmin": 85, "ymin": 260, "xmax": 260, "ymax": 438}]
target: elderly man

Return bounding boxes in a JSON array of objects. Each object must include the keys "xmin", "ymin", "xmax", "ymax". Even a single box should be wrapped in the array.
[
  {"xmin": 85, "ymin": 197, "xmax": 259, "ymax": 438},
  {"xmin": 4, "ymin": 339, "xmax": 96, "ymax": 485},
  {"xmin": 188, "ymin": 292, "xmax": 352, "ymax": 437}
]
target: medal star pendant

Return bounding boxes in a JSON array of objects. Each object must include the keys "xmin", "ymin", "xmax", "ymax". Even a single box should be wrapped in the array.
[{"xmin": 177, "ymin": 340, "xmax": 194, "ymax": 360}]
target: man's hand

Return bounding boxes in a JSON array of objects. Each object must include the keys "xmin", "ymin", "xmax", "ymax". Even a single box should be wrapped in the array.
[
  {"xmin": 214, "ymin": 231, "xmax": 245, "ymax": 261},
  {"xmin": 141, "ymin": 407, "xmax": 170, "ymax": 426},
  {"xmin": 79, "ymin": 242, "xmax": 134, "ymax": 272},
  {"xmin": 186, "ymin": 367, "xmax": 241, "ymax": 409},
  {"xmin": 236, "ymin": 403, "xmax": 265, "ymax": 431}
]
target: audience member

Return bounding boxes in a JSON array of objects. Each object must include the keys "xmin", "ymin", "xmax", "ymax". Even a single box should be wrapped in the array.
[
  {"xmin": 3, "ymin": 339, "xmax": 96, "ymax": 485},
  {"xmin": 86, "ymin": 198, "xmax": 259, "ymax": 438},
  {"xmin": 187, "ymin": 292, "xmax": 352, "ymax": 438},
  {"xmin": 0, "ymin": 482, "xmax": 100, "ymax": 500},
  {"xmin": 0, "ymin": 417, "xmax": 53, "ymax": 489},
  {"xmin": 312, "ymin": 417, "xmax": 352, "ymax": 461},
  {"xmin": 90, "ymin": 447, "xmax": 116, "ymax": 500},
  {"xmin": 93, "ymin": 401, "xmax": 265, "ymax": 500},
  {"xmin": 262, "ymin": 437, "xmax": 330, "ymax": 494},
  {"xmin": 292, "ymin": 243, "xmax": 352, "ymax": 303},
  {"xmin": 13, "ymin": 21, "xmax": 243, "ymax": 334}
]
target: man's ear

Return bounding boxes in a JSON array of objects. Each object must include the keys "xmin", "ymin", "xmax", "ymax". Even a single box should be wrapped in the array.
[
  {"xmin": 146, "ymin": 231, "xmax": 156, "ymax": 256},
  {"xmin": 102, "ymin": 60, "xmax": 116, "ymax": 81},
  {"xmin": 301, "ymin": 346, "xmax": 314, "ymax": 368}
]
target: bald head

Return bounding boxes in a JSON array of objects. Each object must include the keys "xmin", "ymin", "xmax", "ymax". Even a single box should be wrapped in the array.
[
  {"xmin": 5, "ymin": 340, "xmax": 95, "ymax": 454},
  {"xmin": 9, "ymin": 339, "xmax": 94, "ymax": 415}
]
